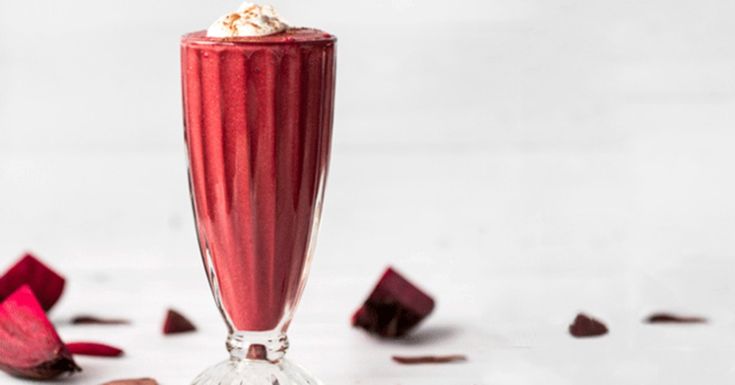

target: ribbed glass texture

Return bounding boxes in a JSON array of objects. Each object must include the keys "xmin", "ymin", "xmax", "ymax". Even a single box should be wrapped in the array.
[{"xmin": 181, "ymin": 29, "xmax": 336, "ymax": 385}]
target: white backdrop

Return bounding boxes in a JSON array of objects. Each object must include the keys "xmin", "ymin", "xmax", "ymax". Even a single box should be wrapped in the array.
[{"xmin": 2, "ymin": 0, "xmax": 735, "ymax": 383}]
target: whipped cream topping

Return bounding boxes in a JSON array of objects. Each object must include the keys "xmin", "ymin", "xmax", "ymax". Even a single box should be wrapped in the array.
[{"xmin": 207, "ymin": 2, "xmax": 289, "ymax": 38}]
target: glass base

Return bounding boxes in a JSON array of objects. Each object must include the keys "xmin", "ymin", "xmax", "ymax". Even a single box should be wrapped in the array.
[{"xmin": 191, "ymin": 358, "xmax": 323, "ymax": 385}]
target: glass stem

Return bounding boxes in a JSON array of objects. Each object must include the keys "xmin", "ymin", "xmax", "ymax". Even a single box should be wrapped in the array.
[{"xmin": 226, "ymin": 331, "xmax": 289, "ymax": 363}]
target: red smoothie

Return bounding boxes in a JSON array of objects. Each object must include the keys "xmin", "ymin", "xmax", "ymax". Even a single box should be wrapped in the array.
[{"xmin": 181, "ymin": 29, "xmax": 336, "ymax": 332}]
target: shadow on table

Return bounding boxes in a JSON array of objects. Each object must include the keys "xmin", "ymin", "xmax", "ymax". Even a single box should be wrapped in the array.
[{"xmin": 393, "ymin": 325, "xmax": 461, "ymax": 346}]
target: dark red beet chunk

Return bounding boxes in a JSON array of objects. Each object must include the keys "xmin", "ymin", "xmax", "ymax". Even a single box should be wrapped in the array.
[
  {"xmin": 569, "ymin": 313, "xmax": 608, "ymax": 337},
  {"xmin": 162, "ymin": 309, "xmax": 196, "ymax": 335},
  {"xmin": 392, "ymin": 354, "xmax": 467, "ymax": 364},
  {"xmin": 0, "ymin": 285, "xmax": 80, "ymax": 379},
  {"xmin": 67, "ymin": 342, "xmax": 124, "ymax": 357},
  {"xmin": 645, "ymin": 313, "xmax": 707, "ymax": 324},
  {"xmin": 352, "ymin": 266, "xmax": 435, "ymax": 338},
  {"xmin": 0, "ymin": 253, "xmax": 65, "ymax": 311}
]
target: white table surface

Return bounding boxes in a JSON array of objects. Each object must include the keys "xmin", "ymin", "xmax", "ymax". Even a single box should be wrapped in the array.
[
  {"xmin": 2, "ymin": 145, "xmax": 735, "ymax": 384},
  {"xmin": 3, "ymin": 1, "xmax": 735, "ymax": 383}
]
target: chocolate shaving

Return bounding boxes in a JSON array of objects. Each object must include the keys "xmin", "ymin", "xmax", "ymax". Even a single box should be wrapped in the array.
[
  {"xmin": 392, "ymin": 354, "xmax": 467, "ymax": 364},
  {"xmin": 102, "ymin": 378, "xmax": 158, "ymax": 385},
  {"xmin": 569, "ymin": 313, "xmax": 608, "ymax": 337},
  {"xmin": 645, "ymin": 313, "xmax": 707, "ymax": 324},
  {"xmin": 71, "ymin": 315, "xmax": 130, "ymax": 325}
]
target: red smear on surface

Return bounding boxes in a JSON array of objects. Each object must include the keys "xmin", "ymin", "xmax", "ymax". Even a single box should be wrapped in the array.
[
  {"xmin": 392, "ymin": 354, "xmax": 467, "ymax": 364},
  {"xmin": 71, "ymin": 315, "xmax": 131, "ymax": 325},
  {"xmin": 0, "ymin": 253, "xmax": 65, "ymax": 311},
  {"xmin": 351, "ymin": 266, "xmax": 435, "ymax": 338},
  {"xmin": 66, "ymin": 342, "xmax": 124, "ymax": 357},
  {"xmin": 569, "ymin": 313, "xmax": 608, "ymax": 337},
  {"xmin": 102, "ymin": 378, "xmax": 158, "ymax": 385},
  {"xmin": 162, "ymin": 309, "xmax": 196, "ymax": 334},
  {"xmin": 0, "ymin": 285, "xmax": 80, "ymax": 379},
  {"xmin": 645, "ymin": 313, "xmax": 707, "ymax": 324}
]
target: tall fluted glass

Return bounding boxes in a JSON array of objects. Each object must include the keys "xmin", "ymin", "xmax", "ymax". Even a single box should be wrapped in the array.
[{"xmin": 181, "ymin": 29, "xmax": 336, "ymax": 385}]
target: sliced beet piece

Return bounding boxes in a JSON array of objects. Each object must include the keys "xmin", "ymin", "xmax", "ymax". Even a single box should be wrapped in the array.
[
  {"xmin": 162, "ymin": 309, "xmax": 196, "ymax": 335},
  {"xmin": 0, "ymin": 285, "xmax": 80, "ymax": 379},
  {"xmin": 66, "ymin": 342, "xmax": 124, "ymax": 357},
  {"xmin": 102, "ymin": 378, "xmax": 158, "ymax": 385},
  {"xmin": 351, "ymin": 266, "xmax": 435, "ymax": 338},
  {"xmin": 0, "ymin": 253, "xmax": 65, "ymax": 311},
  {"xmin": 392, "ymin": 354, "xmax": 467, "ymax": 364},
  {"xmin": 645, "ymin": 313, "xmax": 707, "ymax": 324},
  {"xmin": 71, "ymin": 315, "xmax": 131, "ymax": 325},
  {"xmin": 569, "ymin": 313, "xmax": 608, "ymax": 338}
]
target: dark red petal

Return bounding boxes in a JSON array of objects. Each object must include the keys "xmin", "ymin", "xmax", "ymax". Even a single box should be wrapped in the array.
[
  {"xmin": 71, "ymin": 315, "xmax": 131, "ymax": 325},
  {"xmin": 66, "ymin": 342, "xmax": 124, "ymax": 357},
  {"xmin": 352, "ymin": 266, "xmax": 435, "ymax": 338},
  {"xmin": 0, "ymin": 253, "xmax": 65, "ymax": 311},
  {"xmin": 569, "ymin": 313, "xmax": 609, "ymax": 337},
  {"xmin": 162, "ymin": 309, "xmax": 196, "ymax": 335},
  {"xmin": 102, "ymin": 378, "xmax": 158, "ymax": 385},
  {"xmin": 645, "ymin": 313, "xmax": 707, "ymax": 324},
  {"xmin": 0, "ymin": 285, "xmax": 80, "ymax": 379},
  {"xmin": 392, "ymin": 355, "xmax": 467, "ymax": 364}
]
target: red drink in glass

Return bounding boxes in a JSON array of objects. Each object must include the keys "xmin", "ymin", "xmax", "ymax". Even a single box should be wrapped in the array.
[{"xmin": 181, "ymin": 27, "xmax": 336, "ymax": 384}]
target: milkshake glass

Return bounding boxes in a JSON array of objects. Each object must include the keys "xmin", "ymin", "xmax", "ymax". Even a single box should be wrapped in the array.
[{"xmin": 181, "ymin": 4, "xmax": 336, "ymax": 384}]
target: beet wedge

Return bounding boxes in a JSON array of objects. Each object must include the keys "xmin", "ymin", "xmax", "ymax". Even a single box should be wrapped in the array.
[
  {"xmin": 0, "ymin": 285, "xmax": 80, "ymax": 379},
  {"xmin": 0, "ymin": 253, "xmax": 65, "ymax": 311},
  {"xmin": 352, "ymin": 266, "xmax": 435, "ymax": 338},
  {"xmin": 569, "ymin": 313, "xmax": 608, "ymax": 338},
  {"xmin": 162, "ymin": 309, "xmax": 196, "ymax": 335}
]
